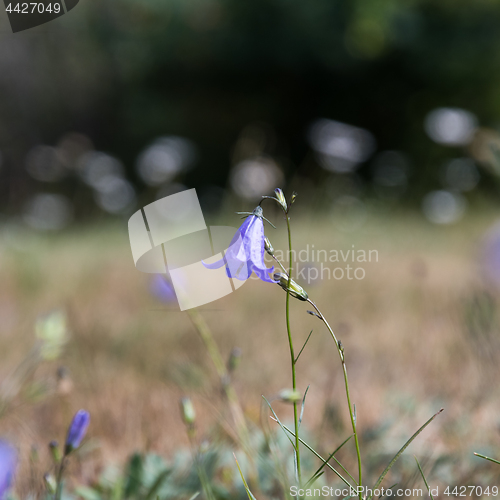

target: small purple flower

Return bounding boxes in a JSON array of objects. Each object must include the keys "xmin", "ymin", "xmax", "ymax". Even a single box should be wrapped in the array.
[
  {"xmin": 150, "ymin": 274, "xmax": 177, "ymax": 303},
  {"xmin": 65, "ymin": 410, "xmax": 90, "ymax": 454},
  {"xmin": 204, "ymin": 206, "xmax": 275, "ymax": 283},
  {"xmin": 0, "ymin": 440, "xmax": 16, "ymax": 500}
]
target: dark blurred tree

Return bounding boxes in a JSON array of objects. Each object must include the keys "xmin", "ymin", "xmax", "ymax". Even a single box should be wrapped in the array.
[{"xmin": 2, "ymin": 0, "xmax": 500, "ymax": 213}]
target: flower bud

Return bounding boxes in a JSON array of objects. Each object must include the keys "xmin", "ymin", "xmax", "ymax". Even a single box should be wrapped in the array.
[
  {"xmin": 65, "ymin": 410, "xmax": 90, "ymax": 455},
  {"xmin": 338, "ymin": 340, "xmax": 344, "ymax": 353},
  {"xmin": 30, "ymin": 445, "xmax": 39, "ymax": 464},
  {"xmin": 48, "ymin": 441, "xmax": 61, "ymax": 464},
  {"xmin": 264, "ymin": 237, "xmax": 274, "ymax": 256},
  {"xmin": 180, "ymin": 397, "xmax": 196, "ymax": 427},
  {"xmin": 44, "ymin": 473, "xmax": 56, "ymax": 494},
  {"xmin": 279, "ymin": 389, "xmax": 302, "ymax": 404},
  {"xmin": 290, "ymin": 191, "xmax": 298, "ymax": 205},
  {"xmin": 274, "ymin": 188, "xmax": 287, "ymax": 211},
  {"xmin": 273, "ymin": 272, "xmax": 309, "ymax": 301},
  {"xmin": 227, "ymin": 347, "xmax": 242, "ymax": 373}
]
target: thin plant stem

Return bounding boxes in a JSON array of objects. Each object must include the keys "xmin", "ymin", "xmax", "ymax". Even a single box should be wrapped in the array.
[
  {"xmin": 306, "ymin": 298, "xmax": 362, "ymax": 500},
  {"xmin": 185, "ymin": 308, "xmax": 262, "ymax": 493},
  {"xmin": 54, "ymin": 454, "xmax": 66, "ymax": 500},
  {"xmin": 284, "ymin": 211, "xmax": 302, "ymax": 485},
  {"xmin": 187, "ymin": 428, "xmax": 216, "ymax": 500},
  {"xmin": 186, "ymin": 308, "xmax": 249, "ymax": 446},
  {"xmin": 271, "ymin": 254, "xmax": 288, "ymax": 274}
]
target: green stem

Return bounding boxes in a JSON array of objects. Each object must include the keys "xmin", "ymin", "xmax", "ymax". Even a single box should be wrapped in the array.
[
  {"xmin": 186, "ymin": 308, "xmax": 262, "ymax": 493},
  {"xmin": 186, "ymin": 308, "xmax": 249, "ymax": 445},
  {"xmin": 187, "ymin": 428, "xmax": 216, "ymax": 500},
  {"xmin": 307, "ymin": 299, "xmax": 362, "ymax": 500},
  {"xmin": 54, "ymin": 455, "xmax": 66, "ymax": 500},
  {"xmin": 284, "ymin": 212, "xmax": 302, "ymax": 485}
]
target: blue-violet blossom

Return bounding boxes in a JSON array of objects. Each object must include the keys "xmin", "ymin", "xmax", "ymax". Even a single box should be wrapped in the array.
[
  {"xmin": 203, "ymin": 206, "xmax": 275, "ymax": 283},
  {"xmin": 0, "ymin": 440, "xmax": 16, "ymax": 500},
  {"xmin": 65, "ymin": 410, "xmax": 90, "ymax": 454},
  {"xmin": 150, "ymin": 274, "xmax": 177, "ymax": 303}
]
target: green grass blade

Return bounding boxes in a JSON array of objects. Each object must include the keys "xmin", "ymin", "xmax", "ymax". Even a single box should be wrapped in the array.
[
  {"xmin": 278, "ymin": 421, "xmax": 356, "ymax": 489},
  {"xmin": 144, "ymin": 470, "xmax": 170, "ymax": 500},
  {"xmin": 299, "ymin": 385, "xmax": 310, "ymax": 427},
  {"xmin": 474, "ymin": 452, "xmax": 500, "ymax": 465},
  {"xmin": 414, "ymin": 456, "xmax": 434, "ymax": 500},
  {"xmin": 188, "ymin": 494, "xmax": 200, "ymax": 500},
  {"xmin": 368, "ymin": 408, "xmax": 443, "ymax": 500},
  {"xmin": 234, "ymin": 453, "xmax": 257, "ymax": 500},
  {"xmin": 295, "ymin": 330, "xmax": 313, "ymax": 364},
  {"xmin": 305, "ymin": 435, "xmax": 355, "ymax": 488},
  {"xmin": 307, "ymin": 470, "xmax": 325, "ymax": 487},
  {"xmin": 263, "ymin": 396, "xmax": 296, "ymax": 450}
]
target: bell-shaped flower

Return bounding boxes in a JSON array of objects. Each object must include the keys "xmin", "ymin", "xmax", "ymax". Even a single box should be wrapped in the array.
[
  {"xmin": 0, "ymin": 440, "xmax": 16, "ymax": 500},
  {"xmin": 203, "ymin": 206, "xmax": 276, "ymax": 283},
  {"xmin": 150, "ymin": 274, "xmax": 177, "ymax": 303}
]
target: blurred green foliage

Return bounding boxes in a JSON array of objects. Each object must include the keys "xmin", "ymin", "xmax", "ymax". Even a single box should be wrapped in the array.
[{"xmin": 3, "ymin": 0, "xmax": 500, "ymax": 213}]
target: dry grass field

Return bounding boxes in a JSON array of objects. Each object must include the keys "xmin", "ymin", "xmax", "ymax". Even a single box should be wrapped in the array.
[{"xmin": 2, "ymin": 206, "xmax": 500, "ymax": 497}]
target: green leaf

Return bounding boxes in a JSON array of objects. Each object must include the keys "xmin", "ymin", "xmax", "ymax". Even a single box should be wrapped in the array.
[
  {"xmin": 262, "ymin": 396, "xmax": 296, "ymax": 450},
  {"xmin": 124, "ymin": 453, "xmax": 143, "ymax": 498},
  {"xmin": 144, "ymin": 469, "xmax": 170, "ymax": 500},
  {"xmin": 474, "ymin": 452, "xmax": 500, "ymax": 465},
  {"xmin": 73, "ymin": 486, "xmax": 101, "ymax": 500},
  {"xmin": 414, "ymin": 456, "xmax": 434, "ymax": 500},
  {"xmin": 278, "ymin": 422, "xmax": 355, "ymax": 489},
  {"xmin": 306, "ymin": 469, "xmax": 325, "ymax": 487},
  {"xmin": 234, "ymin": 453, "xmax": 257, "ymax": 500},
  {"xmin": 368, "ymin": 408, "xmax": 443, "ymax": 500},
  {"xmin": 295, "ymin": 331, "xmax": 313, "ymax": 364},
  {"xmin": 305, "ymin": 435, "xmax": 356, "ymax": 488},
  {"xmin": 299, "ymin": 385, "xmax": 310, "ymax": 427}
]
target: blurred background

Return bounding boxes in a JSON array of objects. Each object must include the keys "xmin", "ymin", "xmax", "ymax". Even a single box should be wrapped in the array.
[
  {"xmin": 2, "ymin": 0, "xmax": 500, "ymax": 221},
  {"xmin": 2, "ymin": 0, "xmax": 500, "ymax": 497}
]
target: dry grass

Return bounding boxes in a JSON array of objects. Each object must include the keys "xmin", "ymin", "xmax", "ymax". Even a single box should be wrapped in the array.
[{"xmin": 2, "ymin": 208, "xmax": 500, "ymax": 495}]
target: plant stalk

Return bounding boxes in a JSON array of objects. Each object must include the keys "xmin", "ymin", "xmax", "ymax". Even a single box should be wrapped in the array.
[
  {"xmin": 307, "ymin": 299, "xmax": 362, "ymax": 499},
  {"xmin": 186, "ymin": 308, "xmax": 249, "ymax": 446},
  {"xmin": 54, "ymin": 455, "xmax": 66, "ymax": 500},
  {"xmin": 284, "ymin": 212, "xmax": 302, "ymax": 485}
]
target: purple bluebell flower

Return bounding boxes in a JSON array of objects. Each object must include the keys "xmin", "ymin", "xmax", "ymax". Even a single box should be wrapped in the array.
[
  {"xmin": 0, "ymin": 440, "xmax": 16, "ymax": 500},
  {"xmin": 150, "ymin": 274, "xmax": 177, "ymax": 303},
  {"xmin": 203, "ymin": 206, "xmax": 275, "ymax": 283},
  {"xmin": 65, "ymin": 410, "xmax": 90, "ymax": 454}
]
